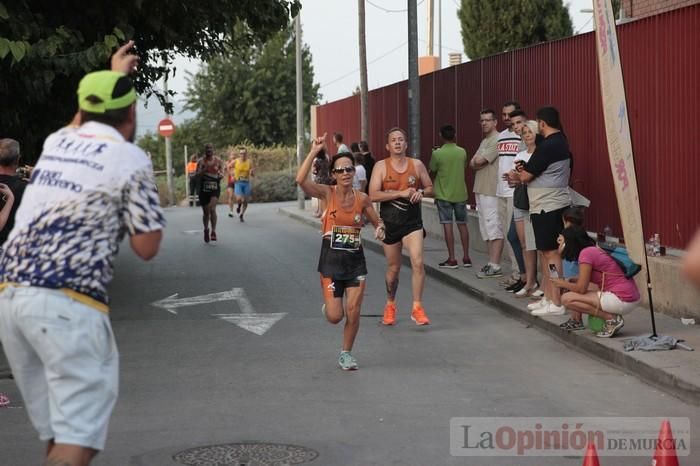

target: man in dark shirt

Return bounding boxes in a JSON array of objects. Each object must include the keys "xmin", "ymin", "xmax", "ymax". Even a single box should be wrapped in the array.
[
  {"xmin": 0, "ymin": 138, "xmax": 27, "ymax": 246},
  {"xmin": 359, "ymin": 140, "xmax": 374, "ymax": 194},
  {"xmin": 507, "ymin": 106, "xmax": 571, "ymax": 317}
]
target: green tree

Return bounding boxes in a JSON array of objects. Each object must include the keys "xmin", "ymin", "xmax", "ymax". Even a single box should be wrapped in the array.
[
  {"xmin": 0, "ymin": 0, "xmax": 300, "ymax": 161},
  {"xmin": 458, "ymin": 0, "xmax": 573, "ymax": 60},
  {"xmin": 184, "ymin": 25, "xmax": 320, "ymax": 147}
]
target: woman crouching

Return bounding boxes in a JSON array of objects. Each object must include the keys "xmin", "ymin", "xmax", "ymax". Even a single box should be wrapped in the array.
[{"xmin": 551, "ymin": 225, "xmax": 641, "ymax": 337}]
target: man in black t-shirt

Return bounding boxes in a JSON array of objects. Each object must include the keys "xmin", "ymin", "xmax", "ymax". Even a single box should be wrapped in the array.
[
  {"xmin": 359, "ymin": 140, "xmax": 374, "ymax": 194},
  {"xmin": 0, "ymin": 139, "xmax": 27, "ymax": 247},
  {"xmin": 506, "ymin": 107, "xmax": 571, "ymax": 317}
]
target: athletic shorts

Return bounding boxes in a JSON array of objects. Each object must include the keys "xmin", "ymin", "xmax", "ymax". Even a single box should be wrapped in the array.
[
  {"xmin": 199, "ymin": 178, "xmax": 220, "ymax": 206},
  {"xmin": 320, "ymin": 275, "xmax": 366, "ymax": 299},
  {"xmin": 598, "ymin": 292, "xmax": 640, "ymax": 315},
  {"xmin": 531, "ymin": 207, "xmax": 566, "ymax": 251},
  {"xmin": 199, "ymin": 190, "xmax": 219, "ymax": 207},
  {"xmin": 475, "ymin": 194, "xmax": 502, "ymax": 241},
  {"xmin": 227, "ymin": 178, "xmax": 235, "ymax": 189},
  {"xmin": 383, "ymin": 222, "xmax": 425, "ymax": 245},
  {"xmin": 436, "ymin": 199, "xmax": 467, "ymax": 224},
  {"xmin": 235, "ymin": 180, "xmax": 251, "ymax": 197},
  {"xmin": 0, "ymin": 286, "xmax": 118, "ymax": 450}
]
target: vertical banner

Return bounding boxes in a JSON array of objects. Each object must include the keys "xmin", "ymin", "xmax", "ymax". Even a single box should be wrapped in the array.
[{"xmin": 592, "ymin": 0, "xmax": 646, "ymax": 269}]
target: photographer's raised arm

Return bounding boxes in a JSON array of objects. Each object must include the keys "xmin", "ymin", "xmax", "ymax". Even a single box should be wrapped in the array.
[{"xmin": 68, "ymin": 41, "xmax": 139, "ymax": 128}]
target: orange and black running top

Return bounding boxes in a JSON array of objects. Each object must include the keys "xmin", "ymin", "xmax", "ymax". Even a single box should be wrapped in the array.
[
  {"xmin": 321, "ymin": 186, "xmax": 364, "ymax": 236},
  {"xmin": 380, "ymin": 157, "xmax": 422, "ymax": 226},
  {"xmin": 317, "ymin": 186, "xmax": 367, "ymax": 280}
]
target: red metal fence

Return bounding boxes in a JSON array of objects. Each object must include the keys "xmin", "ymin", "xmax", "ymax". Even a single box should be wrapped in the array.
[{"xmin": 315, "ymin": 4, "xmax": 700, "ymax": 250}]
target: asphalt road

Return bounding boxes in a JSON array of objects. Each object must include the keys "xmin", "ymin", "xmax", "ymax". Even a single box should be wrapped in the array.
[{"xmin": 1, "ymin": 202, "xmax": 699, "ymax": 465}]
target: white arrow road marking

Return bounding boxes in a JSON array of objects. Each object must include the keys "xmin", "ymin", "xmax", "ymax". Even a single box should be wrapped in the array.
[
  {"xmin": 212, "ymin": 313, "xmax": 287, "ymax": 336},
  {"xmin": 150, "ymin": 288, "xmax": 285, "ymax": 335},
  {"xmin": 151, "ymin": 289, "xmax": 248, "ymax": 315}
]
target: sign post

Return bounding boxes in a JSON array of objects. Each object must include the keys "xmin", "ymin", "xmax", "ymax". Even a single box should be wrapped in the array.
[
  {"xmin": 183, "ymin": 145, "xmax": 189, "ymax": 202},
  {"xmin": 158, "ymin": 117, "xmax": 176, "ymax": 206},
  {"xmin": 593, "ymin": 0, "xmax": 656, "ymax": 336}
]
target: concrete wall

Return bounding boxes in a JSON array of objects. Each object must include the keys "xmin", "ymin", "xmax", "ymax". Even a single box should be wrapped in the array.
[{"xmin": 420, "ymin": 199, "xmax": 700, "ymax": 320}]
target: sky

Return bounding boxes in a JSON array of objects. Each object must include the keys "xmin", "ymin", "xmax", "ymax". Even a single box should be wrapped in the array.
[{"xmin": 137, "ymin": 0, "xmax": 596, "ymax": 137}]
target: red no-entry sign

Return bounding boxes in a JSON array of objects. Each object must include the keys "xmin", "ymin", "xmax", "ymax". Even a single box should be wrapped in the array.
[{"xmin": 158, "ymin": 118, "xmax": 175, "ymax": 137}]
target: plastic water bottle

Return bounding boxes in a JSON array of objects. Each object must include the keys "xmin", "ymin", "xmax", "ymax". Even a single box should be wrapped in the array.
[
  {"xmin": 603, "ymin": 226, "xmax": 613, "ymax": 248},
  {"xmin": 652, "ymin": 233, "xmax": 661, "ymax": 256}
]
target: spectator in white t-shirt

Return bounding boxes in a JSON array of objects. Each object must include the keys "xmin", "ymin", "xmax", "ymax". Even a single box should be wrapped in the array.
[
  {"xmin": 495, "ymin": 101, "xmax": 524, "ymax": 287},
  {"xmin": 352, "ymin": 152, "xmax": 367, "ymax": 192}
]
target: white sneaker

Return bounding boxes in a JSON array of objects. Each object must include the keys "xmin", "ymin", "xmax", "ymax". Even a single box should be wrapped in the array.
[
  {"xmin": 527, "ymin": 298, "xmax": 549, "ymax": 311},
  {"xmin": 531, "ymin": 303, "xmax": 567, "ymax": 316},
  {"xmin": 515, "ymin": 285, "xmax": 538, "ymax": 298}
]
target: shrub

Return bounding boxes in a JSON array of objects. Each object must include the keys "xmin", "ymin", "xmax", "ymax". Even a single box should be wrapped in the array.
[
  {"xmin": 155, "ymin": 175, "xmax": 187, "ymax": 206},
  {"xmin": 223, "ymin": 144, "xmax": 297, "ymax": 174},
  {"xmin": 251, "ymin": 170, "xmax": 297, "ymax": 203}
]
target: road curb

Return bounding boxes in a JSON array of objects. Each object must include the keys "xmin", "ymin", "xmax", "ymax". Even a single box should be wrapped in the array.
[{"xmin": 279, "ymin": 206, "xmax": 700, "ymax": 406}]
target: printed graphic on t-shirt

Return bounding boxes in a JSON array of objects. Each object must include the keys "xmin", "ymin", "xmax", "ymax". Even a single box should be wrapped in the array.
[{"xmin": 0, "ymin": 123, "xmax": 165, "ymax": 305}]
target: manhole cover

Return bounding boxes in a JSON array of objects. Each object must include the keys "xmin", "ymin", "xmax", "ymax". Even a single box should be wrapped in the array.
[{"xmin": 172, "ymin": 442, "xmax": 319, "ymax": 466}]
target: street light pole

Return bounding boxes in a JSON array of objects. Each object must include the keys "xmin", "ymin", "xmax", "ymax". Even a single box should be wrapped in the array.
[
  {"xmin": 163, "ymin": 64, "xmax": 175, "ymax": 206},
  {"xmin": 295, "ymin": 14, "xmax": 305, "ymax": 210},
  {"xmin": 407, "ymin": 0, "xmax": 420, "ymax": 158}
]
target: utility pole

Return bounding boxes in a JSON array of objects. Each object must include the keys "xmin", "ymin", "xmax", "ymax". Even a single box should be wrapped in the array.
[
  {"xmin": 295, "ymin": 14, "xmax": 305, "ymax": 209},
  {"xmin": 163, "ymin": 64, "xmax": 175, "ymax": 206},
  {"xmin": 438, "ymin": 0, "xmax": 442, "ymax": 68},
  {"xmin": 427, "ymin": 0, "xmax": 434, "ymax": 55},
  {"xmin": 358, "ymin": 0, "xmax": 369, "ymax": 142},
  {"xmin": 407, "ymin": 0, "xmax": 420, "ymax": 158}
]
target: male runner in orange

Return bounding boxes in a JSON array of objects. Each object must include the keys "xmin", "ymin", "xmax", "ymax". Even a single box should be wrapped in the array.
[{"xmin": 369, "ymin": 127, "xmax": 434, "ymax": 326}]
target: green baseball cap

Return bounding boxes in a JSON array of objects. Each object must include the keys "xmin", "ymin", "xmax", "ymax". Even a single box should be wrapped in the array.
[{"xmin": 77, "ymin": 70, "xmax": 136, "ymax": 113}]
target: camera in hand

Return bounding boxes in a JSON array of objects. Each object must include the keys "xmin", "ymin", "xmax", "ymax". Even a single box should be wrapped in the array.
[{"xmin": 16, "ymin": 166, "xmax": 31, "ymax": 179}]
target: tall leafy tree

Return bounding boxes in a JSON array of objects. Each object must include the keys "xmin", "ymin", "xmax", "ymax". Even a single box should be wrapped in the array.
[
  {"xmin": 458, "ymin": 0, "xmax": 573, "ymax": 60},
  {"xmin": 0, "ymin": 0, "xmax": 300, "ymax": 160},
  {"xmin": 185, "ymin": 25, "xmax": 320, "ymax": 147}
]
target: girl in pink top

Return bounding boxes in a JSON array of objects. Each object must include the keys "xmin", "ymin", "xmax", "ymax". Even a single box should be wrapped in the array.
[{"xmin": 551, "ymin": 225, "xmax": 641, "ymax": 338}]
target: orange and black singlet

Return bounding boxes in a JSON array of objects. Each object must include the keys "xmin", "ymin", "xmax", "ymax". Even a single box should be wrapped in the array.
[
  {"xmin": 317, "ymin": 187, "xmax": 367, "ymax": 280},
  {"xmin": 379, "ymin": 157, "xmax": 423, "ymax": 226}
]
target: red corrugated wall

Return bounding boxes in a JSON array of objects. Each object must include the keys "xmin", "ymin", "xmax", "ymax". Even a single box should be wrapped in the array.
[{"xmin": 314, "ymin": 4, "xmax": 699, "ymax": 249}]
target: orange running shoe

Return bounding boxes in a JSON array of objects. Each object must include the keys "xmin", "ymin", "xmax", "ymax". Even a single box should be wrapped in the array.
[
  {"xmin": 411, "ymin": 305, "xmax": 430, "ymax": 326},
  {"xmin": 382, "ymin": 302, "xmax": 397, "ymax": 326}
]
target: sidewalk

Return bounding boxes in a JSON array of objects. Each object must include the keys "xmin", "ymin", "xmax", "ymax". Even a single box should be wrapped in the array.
[{"xmin": 279, "ymin": 203, "xmax": 700, "ymax": 406}]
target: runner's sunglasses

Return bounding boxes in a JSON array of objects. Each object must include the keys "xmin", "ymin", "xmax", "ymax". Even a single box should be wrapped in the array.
[{"xmin": 331, "ymin": 166, "xmax": 356, "ymax": 174}]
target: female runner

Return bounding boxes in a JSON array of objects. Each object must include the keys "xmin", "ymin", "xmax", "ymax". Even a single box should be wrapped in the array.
[{"xmin": 296, "ymin": 134, "xmax": 385, "ymax": 370}]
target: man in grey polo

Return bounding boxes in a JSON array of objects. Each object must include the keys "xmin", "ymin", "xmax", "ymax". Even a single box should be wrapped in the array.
[
  {"xmin": 430, "ymin": 124, "xmax": 471, "ymax": 268},
  {"xmin": 470, "ymin": 109, "xmax": 503, "ymax": 278}
]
